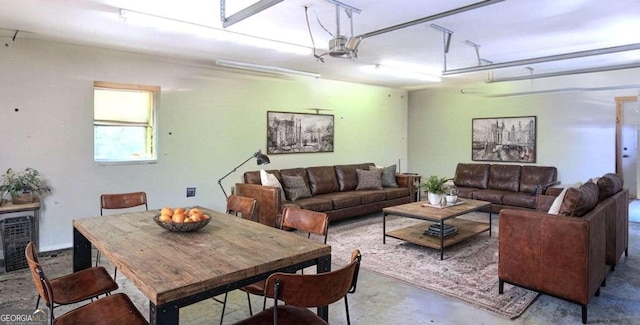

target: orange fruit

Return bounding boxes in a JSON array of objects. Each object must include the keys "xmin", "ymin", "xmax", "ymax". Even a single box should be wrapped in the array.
[
  {"xmin": 160, "ymin": 207, "xmax": 174, "ymax": 216},
  {"xmin": 174, "ymin": 207, "xmax": 186, "ymax": 215},
  {"xmin": 202, "ymin": 214, "xmax": 210, "ymax": 220},
  {"xmin": 189, "ymin": 208, "xmax": 202, "ymax": 216},
  {"xmin": 172, "ymin": 213, "xmax": 185, "ymax": 223},
  {"xmin": 184, "ymin": 217, "xmax": 193, "ymax": 223},
  {"xmin": 191, "ymin": 214, "xmax": 203, "ymax": 222},
  {"xmin": 158, "ymin": 214, "xmax": 172, "ymax": 222}
]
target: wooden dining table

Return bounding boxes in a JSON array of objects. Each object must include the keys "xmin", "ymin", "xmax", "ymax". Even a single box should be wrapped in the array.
[{"xmin": 72, "ymin": 206, "xmax": 331, "ymax": 325}]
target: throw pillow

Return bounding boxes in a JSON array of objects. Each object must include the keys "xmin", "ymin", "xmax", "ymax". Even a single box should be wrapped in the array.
[
  {"xmin": 281, "ymin": 175, "xmax": 311, "ymax": 202},
  {"xmin": 597, "ymin": 173, "xmax": 623, "ymax": 201},
  {"xmin": 558, "ymin": 181, "xmax": 599, "ymax": 217},
  {"xmin": 356, "ymin": 169, "xmax": 383, "ymax": 190},
  {"xmin": 547, "ymin": 181, "xmax": 582, "ymax": 215},
  {"xmin": 370, "ymin": 165, "xmax": 398, "ymax": 187},
  {"xmin": 260, "ymin": 169, "xmax": 285, "ymax": 199}
]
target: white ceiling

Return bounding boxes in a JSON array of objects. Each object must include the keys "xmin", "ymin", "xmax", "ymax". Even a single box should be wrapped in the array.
[{"xmin": 2, "ymin": 0, "xmax": 640, "ymax": 89}]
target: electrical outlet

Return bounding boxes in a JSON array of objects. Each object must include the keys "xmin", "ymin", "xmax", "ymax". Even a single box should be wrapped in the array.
[{"xmin": 186, "ymin": 187, "xmax": 196, "ymax": 197}]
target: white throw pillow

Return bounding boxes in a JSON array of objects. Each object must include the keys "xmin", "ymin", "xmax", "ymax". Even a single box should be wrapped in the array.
[
  {"xmin": 260, "ymin": 169, "xmax": 285, "ymax": 199},
  {"xmin": 548, "ymin": 182, "xmax": 582, "ymax": 215}
]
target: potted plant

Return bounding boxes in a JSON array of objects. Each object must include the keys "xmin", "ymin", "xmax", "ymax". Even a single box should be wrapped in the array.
[
  {"xmin": 446, "ymin": 187, "xmax": 459, "ymax": 204},
  {"xmin": 1, "ymin": 167, "xmax": 52, "ymax": 205},
  {"xmin": 420, "ymin": 175, "xmax": 449, "ymax": 206}
]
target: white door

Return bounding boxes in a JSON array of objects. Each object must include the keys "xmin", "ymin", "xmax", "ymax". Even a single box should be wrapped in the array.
[{"xmin": 621, "ymin": 100, "xmax": 639, "ymax": 198}]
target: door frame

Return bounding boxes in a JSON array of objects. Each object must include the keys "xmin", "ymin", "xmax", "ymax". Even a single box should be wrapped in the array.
[{"xmin": 616, "ymin": 96, "xmax": 639, "ymax": 197}]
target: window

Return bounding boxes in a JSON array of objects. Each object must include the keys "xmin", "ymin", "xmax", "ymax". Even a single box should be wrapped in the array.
[{"xmin": 93, "ymin": 82, "xmax": 159, "ymax": 163}]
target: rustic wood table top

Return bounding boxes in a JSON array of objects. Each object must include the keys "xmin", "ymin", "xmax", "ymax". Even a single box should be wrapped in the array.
[
  {"xmin": 73, "ymin": 206, "xmax": 331, "ymax": 307},
  {"xmin": 383, "ymin": 198, "xmax": 490, "ymax": 221}
]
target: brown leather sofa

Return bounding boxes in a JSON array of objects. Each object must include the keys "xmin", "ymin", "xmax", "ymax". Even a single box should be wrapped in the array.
[
  {"xmin": 235, "ymin": 163, "xmax": 418, "ymax": 228},
  {"xmin": 498, "ymin": 173, "xmax": 628, "ymax": 324},
  {"xmin": 537, "ymin": 174, "xmax": 630, "ymax": 271},
  {"xmin": 453, "ymin": 163, "xmax": 559, "ymax": 213}
]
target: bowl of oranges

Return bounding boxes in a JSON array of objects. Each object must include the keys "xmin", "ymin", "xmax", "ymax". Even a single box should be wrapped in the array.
[{"xmin": 153, "ymin": 207, "xmax": 211, "ymax": 232}]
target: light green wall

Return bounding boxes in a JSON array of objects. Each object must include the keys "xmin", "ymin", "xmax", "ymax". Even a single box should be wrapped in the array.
[
  {"xmin": 408, "ymin": 73, "xmax": 640, "ymax": 185},
  {"xmin": 7, "ymin": 37, "xmax": 638, "ymax": 251},
  {"xmin": 0, "ymin": 39, "xmax": 408, "ymax": 251}
]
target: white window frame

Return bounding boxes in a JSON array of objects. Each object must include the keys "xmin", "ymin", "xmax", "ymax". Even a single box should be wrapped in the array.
[{"xmin": 93, "ymin": 81, "xmax": 159, "ymax": 164}]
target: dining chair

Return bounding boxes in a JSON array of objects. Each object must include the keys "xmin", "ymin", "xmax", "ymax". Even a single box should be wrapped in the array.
[
  {"xmin": 226, "ymin": 195, "xmax": 258, "ymax": 221},
  {"xmin": 280, "ymin": 206, "xmax": 329, "ymax": 244},
  {"xmin": 234, "ymin": 249, "xmax": 362, "ymax": 325},
  {"xmin": 51, "ymin": 292, "xmax": 149, "ymax": 325},
  {"xmin": 239, "ymin": 207, "xmax": 329, "ymax": 319},
  {"xmin": 215, "ymin": 195, "xmax": 258, "ymax": 324},
  {"xmin": 98, "ymin": 191, "xmax": 148, "ymax": 279},
  {"xmin": 24, "ymin": 242, "xmax": 119, "ymax": 317},
  {"xmin": 29, "ymin": 256, "xmax": 148, "ymax": 325}
]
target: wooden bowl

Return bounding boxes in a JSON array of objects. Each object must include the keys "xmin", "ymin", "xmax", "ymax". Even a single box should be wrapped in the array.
[{"xmin": 153, "ymin": 215, "xmax": 210, "ymax": 232}]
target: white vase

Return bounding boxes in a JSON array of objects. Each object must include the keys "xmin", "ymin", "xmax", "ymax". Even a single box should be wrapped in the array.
[{"xmin": 427, "ymin": 192, "xmax": 444, "ymax": 206}]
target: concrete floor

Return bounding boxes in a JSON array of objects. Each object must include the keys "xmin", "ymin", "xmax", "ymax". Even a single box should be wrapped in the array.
[
  {"xmin": 2, "ymin": 222, "xmax": 640, "ymax": 324},
  {"xmin": 183, "ymin": 246, "xmax": 640, "ymax": 325}
]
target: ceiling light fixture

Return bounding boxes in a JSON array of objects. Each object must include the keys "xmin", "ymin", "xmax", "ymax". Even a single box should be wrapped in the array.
[
  {"xmin": 216, "ymin": 59, "xmax": 321, "ymax": 79},
  {"xmin": 119, "ymin": 8, "xmax": 310, "ymax": 56}
]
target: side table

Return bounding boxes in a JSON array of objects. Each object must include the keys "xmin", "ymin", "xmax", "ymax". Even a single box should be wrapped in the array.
[
  {"xmin": 0, "ymin": 199, "xmax": 41, "ymax": 250},
  {"xmin": 399, "ymin": 173, "xmax": 421, "ymax": 202}
]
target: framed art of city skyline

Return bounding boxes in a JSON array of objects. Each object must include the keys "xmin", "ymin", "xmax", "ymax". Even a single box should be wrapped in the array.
[
  {"xmin": 267, "ymin": 111, "xmax": 334, "ymax": 154},
  {"xmin": 472, "ymin": 116, "xmax": 536, "ymax": 163}
]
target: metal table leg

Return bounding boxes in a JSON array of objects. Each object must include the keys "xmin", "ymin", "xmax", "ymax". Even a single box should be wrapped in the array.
[
  {"xmin": 489, "ymin": 206, "xmax": 492, "ymax": 237},
  {"xmin": 383, "ymin": 212, "xmax": 387, "ymax": 244},
  {"xmin": 73, "ymin": 228, "xmax": 92, "ymax": 272},
  {"xmin": 440, "ymin": 220, "xmax": 444, "ymax": 260},
  {"xmin": 316, "ymin": 254, "xmax": 331, "ymax": 321},
  {"xmin": 150, "ymin": 302, "xmax": 178, "ymax": 325}
]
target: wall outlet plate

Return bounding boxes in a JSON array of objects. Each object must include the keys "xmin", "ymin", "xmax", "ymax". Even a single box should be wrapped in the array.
[{"xmin": 186, "ymin": 187, "xmax": 196, "ymax": 197}]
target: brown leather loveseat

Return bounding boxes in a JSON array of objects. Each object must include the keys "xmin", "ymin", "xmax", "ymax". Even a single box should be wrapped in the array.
[
  {"xmin": 498, "ymin": 173, "xmax": 629, "ymax": 324},
  {"xmin": 235, "ymin": 163, "xmax": 418, "ymax": 228},
  {"xmin": 453, "ymin": 163, "xmax": 559, "ymax": 213}
]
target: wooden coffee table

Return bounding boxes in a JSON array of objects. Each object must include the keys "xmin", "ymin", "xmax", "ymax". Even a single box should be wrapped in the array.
[{"xmin": 383, "ymin": 199, "xmax": 491, "ymax": 260}]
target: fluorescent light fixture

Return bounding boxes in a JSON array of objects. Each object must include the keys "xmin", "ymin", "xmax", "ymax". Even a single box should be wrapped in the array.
[
  {"xmin": 362, "ymin": 64, "xmax": 442, "ymax": 82},
  {"xmin": 119, "ymin": 9, "xmax": 310, "ymax": 55},
  {"xmin": 216, "ymin": 59, "xmax": 321, "ymax": 78}
]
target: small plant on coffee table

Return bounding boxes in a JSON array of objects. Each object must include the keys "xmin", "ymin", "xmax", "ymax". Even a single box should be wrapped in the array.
[
  {"xmin": 420, "ymin": 175, "xmax": 448, "ymax": 194},
  {"xmin": 421, "ymin": 176, "xmax": 450, "ymax": 206}
]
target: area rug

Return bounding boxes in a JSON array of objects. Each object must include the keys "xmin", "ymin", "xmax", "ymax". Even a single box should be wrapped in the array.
[{"xmin": 327, "ymin": 212, "xmax": 538, "ymax": 319}]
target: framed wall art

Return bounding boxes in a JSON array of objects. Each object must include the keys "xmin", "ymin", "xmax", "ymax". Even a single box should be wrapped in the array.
[
  {"xmin": 472, "ymin": 116, "xmax": 536, "ymax": 163},
  {"xmin": 267, "ymin": 111, "xmax": 334, "ymax": 154}
]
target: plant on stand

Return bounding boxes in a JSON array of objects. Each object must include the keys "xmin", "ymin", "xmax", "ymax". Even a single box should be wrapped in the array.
[
  {"xmin": 420, "ymin": 175, "xmax": 449, "ymax": 206},
  {"xmin": 0, "ymin": 168, "xmax": 52, "ymax": 205}
]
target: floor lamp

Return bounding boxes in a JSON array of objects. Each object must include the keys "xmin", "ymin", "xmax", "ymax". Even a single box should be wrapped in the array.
[{"xmin": 217, "ymin": 150, "xmax": 270, "ymax": 199}]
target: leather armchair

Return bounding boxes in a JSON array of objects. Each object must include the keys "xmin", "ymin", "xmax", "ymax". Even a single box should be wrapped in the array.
[{"xmin": 498, "ymin": 203, "xmax": 610, "ymax": 324}]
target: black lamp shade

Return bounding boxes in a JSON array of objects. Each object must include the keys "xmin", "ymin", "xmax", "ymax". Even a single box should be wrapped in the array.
[{"xmin": 256, "ymin": 152, "xmax": 270, "ymax": 165}]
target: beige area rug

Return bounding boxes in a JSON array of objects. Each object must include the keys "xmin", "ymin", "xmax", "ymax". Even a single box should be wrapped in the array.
[{"xmin": 328, "ymin": 212, "xmax": 538, "ymax": 319}]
